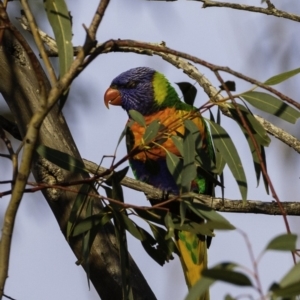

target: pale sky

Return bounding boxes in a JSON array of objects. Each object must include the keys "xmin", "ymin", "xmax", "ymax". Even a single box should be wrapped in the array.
[{"xmin": 1, "ymin": 1, "xmax": 300, "ymax": 299}]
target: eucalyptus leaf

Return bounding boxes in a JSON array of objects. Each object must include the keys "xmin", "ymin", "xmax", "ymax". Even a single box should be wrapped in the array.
[
  {"xmin": 71, "ymin": 210, "xmax": 112, "ymax": 236},
  {"xmin": 166, "ymin": 150, "xmax": 183, "ymax": 188},
  {"xmin": 228, "ymin": 103, "xmax": 270, "ymax": 147},
  {"xmin": 271, "ymin": 262, "xmax": 300, "ymax": 297},
  {"xmin": 149, "ymin": 223, "xmax": 177, "ymax": 262},
  {"xmin": 265, "ymin": 233, "xmax": 297, "ymax": 251},
  {"xmin": 36, "ymin": 145, "xmax": 88, "ymax": 174},
  {"xmin": 264, "ymin": 67, "xmax": 300, "ymax": 85},
  {"xmin": 67, "ymin": 184, "xmax": 91, "ymax": 239},
  {"xmin": 241, "ymin": 92, "xmax": 300, "ymax": 124},
  {"xmin": 208, "ymin": 120, "xmax": 247, "ymax": 200},
  {"xmin": 182, "ymin": 125, "xmax": 197, "ymax": 192},
  {"xmin": 44, "ymin": 0, "xmax": 73, "ymax": 109},
  {"xmin": 140, "ymin": 228, "xmax": 166, "ymax": 266},
  {"xmin": 176, "ymin": 82, "xmax": 197, "ymax": 106},
  {"xmin": 185, "ymin": 277, "xmax": 214, "ymax": 300},
  {"xmin": 171, "ymin": 136, "xmax": 184, "ymax": 156},
  {"xmin": 129, "ymin": 110, "xmax": 146, "ymax": 127},
  {"xmin": 120, "ymin": 214, "xmax": 144, "ymax": 241},
  {"xmin": 143, "ymin": 119, "xmax": 160, "ymax": 145},
  {"xmin": 113, "ymin": 210, "xmax": 132, "ymax": 299},
  {"xmin": 203, "ymin": 268, "xmax": 252, "ymax": 286}
]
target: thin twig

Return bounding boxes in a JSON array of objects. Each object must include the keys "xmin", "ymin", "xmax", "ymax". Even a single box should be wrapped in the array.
[
  {"xmin": 199, "ymin": 0, "xmax": 300, "ymax": 23},
  {"xmin": 17, "ymin": 19, "xmax": 300, "ymax": 154},
  {"xmin": 19, "ymin": 0, "xmax": 57, "ymax": 86}
]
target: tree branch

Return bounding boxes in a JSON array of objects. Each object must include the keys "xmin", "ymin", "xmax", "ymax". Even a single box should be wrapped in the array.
[
  {"xmin": 84, "ymin": 160, "xmax": 300, "ymax": 216},
  {"xmin": 198, "ymin": 0, "xmax": 300, "ymax": 23},
  {"xmin": 0, "ymin": 3, "xmax": 156, "ymax": 300}
]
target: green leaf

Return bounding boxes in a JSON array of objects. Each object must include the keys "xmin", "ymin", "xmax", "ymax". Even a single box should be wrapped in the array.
[
  {"xmin": 113, "ymin": 210, "xmax": 132, "ymax": 299},
  {"xmin": 129, "ymin": 110, "xmax": 146, "ymax": 127},
  {"xmin": 228, "ymin": 103, "xmax": 270, "ymax": 147},
  {"xmin": 186, "ymin": 202, "xmax": 234, "ymax": 228},
  {"xmin": 164, "ymin": 212, "xmax": 176, "ymax": 239},
  {"xmin": 265, "ymin": 234, "xmax": 297, "ymax": 251},
  {"xmin": 44, "ymin": 0, "xmax": 73, "ymax": 110},
  {"xmin": 67, "ymin": 184, "xmax": 91, "ymax": 238},
  {"xmin": 143, "ymin": 120, "xmax": 160, "ymax": 145},
  {"xmin": 106, "ymin": 167, "xmax": 128, "ymax": 204},
  {"xmin": 224, "ymin": 295, "xmax": 236, "ymax": 300},
  {"xmin": 171, "ymin": 136, "xmax": 184, "ymax": 156},
  {"xmin": 36, "ymin": 145, "xmax": 88, "ymax": 174},
  {"xmin": 166, "ymin": 151, "xmax": 183, "ymax": 188},
  {"xmin": 185, "ymin": 277, "xmax": 213, "ymax": 300},
  {"xmin": 71, "ymin": 210, "xmax": 112, "ymax": 236},
  {"xmin": 208, "ymin": 120, "xmax": 247, "ymax": 200},
  {"xmin": 203, "ymin": 265, "xmax": 252, "ymax": 286},
  {"xmin": 241, "ymin": 92, "xmax": 300, "ymax": 124},
  {"xmin": 120, "ymin": 214, "xmax": 144, "ymax": 241},
  {"xmin": 44, "ymin": 0, "xmax": 73, "ymax": 77},
  {"xmin": 140, "ymin": 228, "xmax": 166, "ymax": 266},
  {"xmin": 176, "ymin": 82, "xmax": 197, "ymax": 106},
  {"xmin": 149, "ymin": 222, "xmax": 177, "ymax": 262},
  {"xmin": 264, "ymin": 67, "xmax": 300, "ymax": 85},
  {"xmin": 228, "ymin": 104, "xmax": 270, "ymax": 190},
  {"xmin": 81, "ymin": 198, "xmax": 93, "ymax": 287},
  {"xmin": 182, "ymin": 124, "xmax": 197, "ymax": 192},
  {"xmin": 271, "ymin": 262, "xmax": 300, "ymax": 297}
]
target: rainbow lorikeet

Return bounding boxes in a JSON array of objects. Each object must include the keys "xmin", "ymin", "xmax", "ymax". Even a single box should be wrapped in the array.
[{"xmin": 104, "ymin": 67, "xmax": 214, "ymax": 298}]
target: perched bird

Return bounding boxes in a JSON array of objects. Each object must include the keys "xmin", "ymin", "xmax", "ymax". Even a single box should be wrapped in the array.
[{"xmin": 104, "ymin": 67, "xmax": 214, "ymax": 299}]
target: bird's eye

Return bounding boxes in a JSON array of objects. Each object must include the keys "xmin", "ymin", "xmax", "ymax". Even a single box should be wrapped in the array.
[{"xmin": 125, "ymin": 81, "xmax": 137, "ymax": 88}]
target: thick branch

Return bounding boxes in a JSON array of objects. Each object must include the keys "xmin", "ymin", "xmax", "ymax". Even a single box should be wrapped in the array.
[
  {"xmin": 84, "ymin": 160, "xmax": 300, "ymax": 216},
  {"xmin": 0, "ymin": 17, "xmax": 156, "ymax": 300}
]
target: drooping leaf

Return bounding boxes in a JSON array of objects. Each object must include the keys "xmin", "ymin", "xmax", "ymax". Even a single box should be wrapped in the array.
[
  {"xmin": 36, "ymin": 144, "xmax": 88, "ymax": 174},
  {"xmin": 264, "ymin": 67, "xmax": 300, "ymax": 85},
  {"xmin": 208, "ymin": 120, "xmax": 247, "ymax": 200},
  {"xmin": 186, "ymin": 201, "xmax": 234, "ymax": 227},
  {"xmin": 185, "ymin": 277, "xmax": 214, "ymax": 300},
  {"xmin": 143, "ymin": 119, "xmax": 160, "ymax": 145},
  {"xmin": 228, "ymin": 103, "xmax": 270, "ymax": 147},
  {"xmin": 224, "ymin": 295, "xmax": 236, "ymax": 300},
  {"xmin": 265, "ymin": 233, "xmax": 297, "ymax": 251},
  {"xmin": 241, "ymin": 92, "xmax": 300, "ymax": 124},
  {"xmin": 44, "ymin": 0, "xmax": 73, "ymax": 109},
  {"xmin": 120, "ymin": 214, "xmax": 144, "ymax": 241},
  {"xmin": 140, "ymin": 227, "xmax": 167, "ymax": 266},
  {"xmin": 44, "ymin": 0, "xmax": 73, "ymax": 76},
  {"xmin": 164, "ymin": 212, "xmax": 176, "ymax": 239},
  {"xmin": 168, "ymin": 213, "xmax": 214, "ymax": 236},
  {"xmin": 203, "ymin": 263, "xmax": 252, "ymax": 286},
  {"xmin": 81, "ymin": 198, "xmax": 93, "ymax": 286},
  {"xmin": 228, "ymin": 104, "xmax": 269, "ymax": 190},
  {"xmin": 171, "ymin": 136, "xmax": 184, "ymax": 156},
  {"xmin": 71, "ymin": 209, "xmax": 112, "ymax": 236},
  {"xmin": 67, "ymin": 184, "xmax": 91, "ymax": 239},
  {"xmin": 271, "ymin": 262, "xmax": 300, "ymax": 297},
  {"xmin": 113, "ymin": 210, "xmax": 132, "ymax": 299},
  {"xmin": 176, "ymin": 82, "xmax": 197, "ymax": 106},
  {"xmin": 166, "ymin": 150, "xmax": 183, "ymax": 188},
  {"xmin": 181, "ymin": 124, "xmax": 197, "ymax": 192},
  {"xmin": 149, "ymin": 222, "xmax": 177, "ymax": 262},
  {"xmin": 219, "ymin": 81, "xmax": 236, "ymax": 91},
  {"xmin": 129, "ymin": 110, "xmax": 146, "ymax": 127},
  {"xmin": 261, "ymin": 146, "xmax": 269, "ymax": 194},
  {"xmin": 106, "ymin": 167, "xmax": 128, "ymax": 204}
]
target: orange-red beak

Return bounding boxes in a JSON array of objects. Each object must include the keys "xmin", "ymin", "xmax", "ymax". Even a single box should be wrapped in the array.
[{"xmin": 104, "ymin": 87, "xmax": 122, "ymax": 108}]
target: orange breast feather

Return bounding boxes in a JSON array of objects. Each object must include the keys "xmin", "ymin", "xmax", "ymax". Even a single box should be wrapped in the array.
[{"xmin": 130, "ymin": 107, "xmax": 205, "ymax": 162}]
